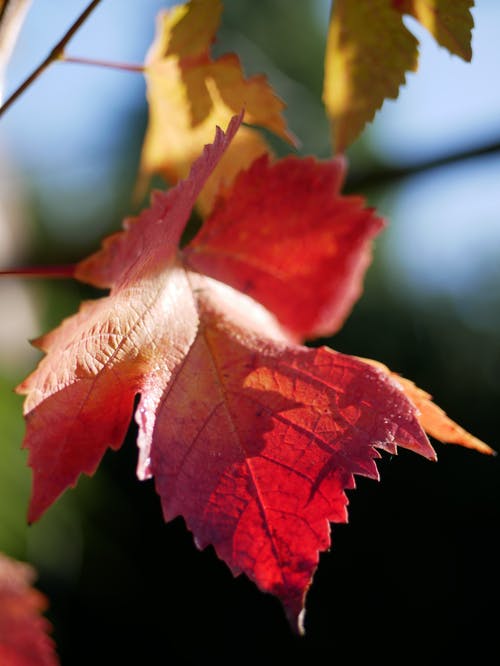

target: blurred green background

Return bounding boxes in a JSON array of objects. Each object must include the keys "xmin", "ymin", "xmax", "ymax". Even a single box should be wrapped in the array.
[{"xmin": 0, "ymin": 1, "xmax": 499, "ymax": 663}]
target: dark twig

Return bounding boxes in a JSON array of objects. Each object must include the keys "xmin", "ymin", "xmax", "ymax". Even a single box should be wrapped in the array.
[
  {"xmin": 346, "ymin": 140, "xmax": 500, "ymax": 192},
  {"xmin": 0, "ymin": 0, "xmax": 102, "ymax": 118}
]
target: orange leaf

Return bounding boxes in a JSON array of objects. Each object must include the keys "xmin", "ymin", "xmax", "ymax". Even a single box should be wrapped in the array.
[
  {"xmin": 139, "ymin": 0, "xmax": 296, "ymax": 215},
  {"xmin": 0, "ymin": 553, "xmax": 58, "ymax": 666},
  {"xmin": 359, "ymin": 357, "xmax": 494, "ymax": 455}
]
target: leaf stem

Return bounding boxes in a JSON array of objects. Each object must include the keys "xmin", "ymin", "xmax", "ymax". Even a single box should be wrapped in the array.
[
  {"xmin": 0, "ymin": 0, "xmax": 102, "ymax": 118},
  {"xmin": 62, "ymin": 54, "xmax": 145, "ymax": 73}
]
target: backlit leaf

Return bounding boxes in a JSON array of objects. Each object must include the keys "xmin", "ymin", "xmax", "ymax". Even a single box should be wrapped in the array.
[{"xmin": 16, "ymin": 117, "xmax": 488, "ymax": 630}]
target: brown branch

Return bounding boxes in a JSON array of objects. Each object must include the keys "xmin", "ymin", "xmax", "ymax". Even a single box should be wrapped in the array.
[
  {"xmin": 0, "ymin": 0, "xmax": 102, "ymax": 118},
  {"xmin": 345, "ymin": 140, "xmax": 500, "ymax": 193}
]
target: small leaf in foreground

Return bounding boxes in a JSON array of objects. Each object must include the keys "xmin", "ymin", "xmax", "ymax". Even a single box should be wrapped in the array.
[
  {"xmin": 323, "ymin": 0, "xmax": 474, "ymax": 152},
  {"xmin": 0, "ymin": 552, "xmax": 58, "ymax": 666},
  {"xmin": 16, "ymin": 117, "xmax": 489, "ymax": 630}
]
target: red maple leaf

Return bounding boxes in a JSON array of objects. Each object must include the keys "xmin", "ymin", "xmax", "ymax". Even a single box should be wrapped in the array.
[
  {"xmin": 0, "ymin": 553, "xmax": 58, "ymax": 666},
  {"xmin": 15, "ymin": 115, "xmax": 489, "ymax": 630}
]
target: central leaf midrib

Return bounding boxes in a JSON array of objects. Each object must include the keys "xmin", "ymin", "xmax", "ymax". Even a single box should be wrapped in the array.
[{"xmin": 200, "ymin": 323, "xmax": 289, "ymax": 588}]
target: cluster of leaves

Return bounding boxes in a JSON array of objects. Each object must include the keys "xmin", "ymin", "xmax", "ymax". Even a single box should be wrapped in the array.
[{"xmin": 0, "ymin": 0, "xmax": 491, "ymax": 657}]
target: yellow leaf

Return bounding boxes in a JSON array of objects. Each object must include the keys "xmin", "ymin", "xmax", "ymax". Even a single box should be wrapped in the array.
[
  {"xmin": 138, "ymin": 0, "xmax": 296, "ymax": 216},
  {"xmin": 323, "ymin": 0, "xmax": 474, "ymax": 152},
  {"xmin": 323, "ymin": 0, "xmax": 418, "ymax": 153},
  {"xmin": 162, "ymin": 0, "xmax": 221, "ymax": 59},
  {"xmin": 396, "ymin": 0, "xmax": 473, "ymax": 60}
]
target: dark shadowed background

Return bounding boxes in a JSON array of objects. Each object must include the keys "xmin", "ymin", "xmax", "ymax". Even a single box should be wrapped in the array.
[{"xmin": 1, "ymin": 1, "xmax": 499, "ymax": 664}]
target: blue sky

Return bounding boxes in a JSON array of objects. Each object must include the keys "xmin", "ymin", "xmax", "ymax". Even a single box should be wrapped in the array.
[{"xmin": 1, "ymin": 1, "xmax": 170, "ymax": 170}]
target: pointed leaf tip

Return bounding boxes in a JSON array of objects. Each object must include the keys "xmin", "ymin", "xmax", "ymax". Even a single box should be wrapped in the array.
[
  {"xmin": 359, "ymin": 357, "xmax": 493, "ymax": 456},
  {"xmin": 77, "ymin": 113, "xmax": 242, "ymax": 290}
]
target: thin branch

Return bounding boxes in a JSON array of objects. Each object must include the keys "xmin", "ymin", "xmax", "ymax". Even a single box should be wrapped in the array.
[
  {"xmin": 62, "ymin": 54, "xmax": 144, "ymax": 73},
  {"xmin": 0, "ymin": 0, "xmax": 102, "ymax": 118},
  {"xmin": 345, "ymin": 140, "xmax": 500, "ymax": 192}
]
